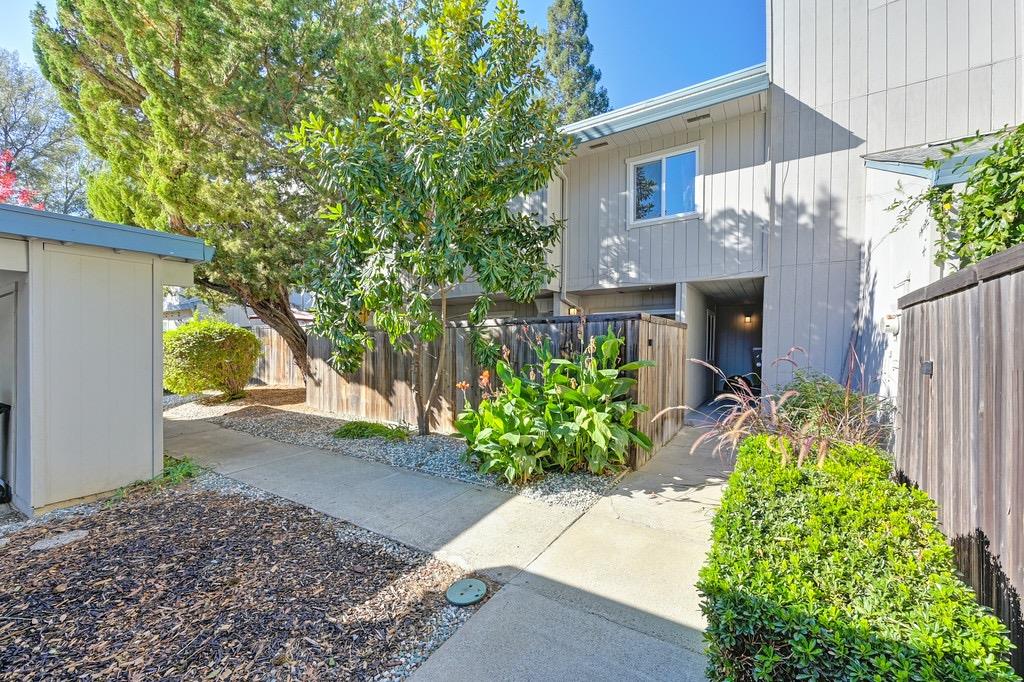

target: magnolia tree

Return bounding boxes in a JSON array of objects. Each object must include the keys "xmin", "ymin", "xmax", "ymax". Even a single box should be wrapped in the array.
[{"xmin": 291, "ymin": 0, "xmax": 572, "ymax": 434}]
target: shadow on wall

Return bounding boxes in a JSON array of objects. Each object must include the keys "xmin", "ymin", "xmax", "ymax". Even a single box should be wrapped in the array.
[
  {"xmin": 759, "ymin": 185, "xmax": 863, "ymax": 391},
  {"xmin": 852, "ymin": 245, "xmax": 888, "ymax": 394},
  {"xmin": 952, "ymin": 529, "xmax": 1024, "ymax": 675}
]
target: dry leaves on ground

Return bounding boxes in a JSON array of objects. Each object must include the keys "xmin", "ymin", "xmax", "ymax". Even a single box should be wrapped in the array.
[{"xmin": 0, "ymin": 485, "xmax": 470, "ymax": 680}]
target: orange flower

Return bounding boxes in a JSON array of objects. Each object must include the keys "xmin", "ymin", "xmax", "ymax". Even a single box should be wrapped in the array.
[
  {"xmin": 456, "ymin": 380, "xmax": 470, "ymax": 392},
  {"xmin": 478, "ymin": 369, "xmax": 491, "ymax": 387}
]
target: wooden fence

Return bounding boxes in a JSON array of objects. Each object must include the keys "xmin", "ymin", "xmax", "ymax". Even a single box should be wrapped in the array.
[
  {"xmin": 254, "ymin": 313, "xmax": 687, "ymax": 468},
  {"xmin": 896, "ymin": 243, "xmax": 1024, "ymax": 673},
  {"xmin": 251, "ymin": 325, "xmax": 304, "ymax": 387}
]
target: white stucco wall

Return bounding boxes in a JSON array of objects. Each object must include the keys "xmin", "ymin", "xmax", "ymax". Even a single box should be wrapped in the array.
[{"xmin": 858, "ymin": 169, "xmax": 945, "ymax": 397}]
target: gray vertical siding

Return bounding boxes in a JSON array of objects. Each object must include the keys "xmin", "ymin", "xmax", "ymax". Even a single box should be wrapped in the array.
[
  {"xmin": 562, "ymin": 108, "xmax": 770, "ymax": 291},
  {"xmin": 763, "ymin": 0, "xmax": 1024, "ymax": 389}
]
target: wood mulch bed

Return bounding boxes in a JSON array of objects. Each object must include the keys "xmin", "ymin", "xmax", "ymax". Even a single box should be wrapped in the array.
[{"xmin": 0, "ymin": 482, "xmax": 473, "ymax": 680}]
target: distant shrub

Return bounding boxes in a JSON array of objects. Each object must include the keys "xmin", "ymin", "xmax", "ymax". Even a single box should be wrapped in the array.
[
  {"xmin": 332, "ymin": 421, "xmax": 409, "ymax": 442},
  {"xmin": 163, "ymin": 316, "xmax": 261, "ymax": 400},
  {"xmin": 699, "ymin": 436, "xmax": 1017, "ymax": 681}
]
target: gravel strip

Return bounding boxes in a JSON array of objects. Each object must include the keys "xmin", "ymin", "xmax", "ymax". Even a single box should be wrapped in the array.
[
  {"xmin": 0, "ymin": 475, "xmax": 483, "ymax": 681},
  {"xmin": 204, "ymin": 408, "xmax": 613, "ymax": 511},
  {"xmin": 164, "ymin": 388, "xmax": 618, "ymax": 512}
]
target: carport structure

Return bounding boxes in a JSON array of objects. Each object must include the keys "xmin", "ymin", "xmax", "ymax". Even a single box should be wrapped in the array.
[{"xmin": 0, "ymin": 204, "xmax": 212, "ymax": 515}]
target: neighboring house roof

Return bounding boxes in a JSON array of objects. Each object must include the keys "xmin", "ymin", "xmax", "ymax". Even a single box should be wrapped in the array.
[
  {"xmin": 0, "ymin": 203, "xmax": 214, "ymax": 262},
  {"xmin": 560, "ymin": 63, "xmax": 769, "ymax": 143},
  {"xmin": 862, "ymin": 131, "xmax": 1007, "ymax": 185}
]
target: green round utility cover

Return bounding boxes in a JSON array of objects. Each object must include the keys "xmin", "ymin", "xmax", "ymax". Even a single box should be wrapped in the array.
[{"xmin": 446, "ymin": 578, "xmax": 487, "ymax": 606}]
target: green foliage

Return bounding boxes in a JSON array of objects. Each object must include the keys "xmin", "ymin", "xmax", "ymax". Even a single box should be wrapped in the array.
[
  {"xmin": 779, "ymin": 368, "xmax": 894, "ymax": 449},
  {"xmin": 0, "ymin": 48, "xmax": 94, "ymax": 215},
  {"xmin": 163, "ymin": 317, "xmax": 261, "ymax": 400},
  {"xmin": 107, "ymin": 456, "xmax": 201, "ymax": 506},
  {"xmin": 161, "ymin": 457, "xmax": 202, "ymax": 485},
  {"xmin": 332, "ymin": 421, "xmax": 410, "ymax": 442},
  {"xmin": 890, "ymin": 126, "xmax": 1024, "ymax": 267},
  {"xmin": 32, "ymin": 0, "xmax": 406, "ymax": 373},
  {"xmin": 289, "ymin": 0, "xmax": 572, "ymax": 372},
  {"xmin": 699, "ymin": 436, "xmax": 1018, "ymax": 681},
  {"xmin": 543, "ymin": 0, "xmax": 609, "ymax": 124},
  {"xmin": 455, "ymin": 326, "xmax": 654, "ymax": 484},
  {"xmin": 691, "ymin": 356, "xmax": 894, "ymax": 464}
]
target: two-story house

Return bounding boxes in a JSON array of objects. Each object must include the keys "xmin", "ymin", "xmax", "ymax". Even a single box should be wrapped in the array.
[{"xmin": 449, "ymin": 0, "xmax": 1023, "ymax": 409}]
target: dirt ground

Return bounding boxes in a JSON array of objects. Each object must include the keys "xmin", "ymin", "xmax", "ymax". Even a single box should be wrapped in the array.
[{"xmin": 0, "ymin": 481, "xmax": 475, "ymax": 680}]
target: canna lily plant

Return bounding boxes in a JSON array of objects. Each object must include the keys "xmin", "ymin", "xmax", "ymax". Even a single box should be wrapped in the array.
[{"xmin": 456, "ymin": 325, "xmax": 654, "ymax": 484}]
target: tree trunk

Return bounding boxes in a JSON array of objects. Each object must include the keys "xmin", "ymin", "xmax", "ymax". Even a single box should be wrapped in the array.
[
  {"xmin": 411, "ymin": 339, "xmax": 429, "ymax": 435},
  {"xmin": 192, "ymin": 275, "xmax": 315, "ymax": 383},
  {"xmin": 412, "ymin": 289, "xmax": 449, "ymax": 436},
  {"xmin": 245, "ymin": 289, "xmax": 316, "ymax": 383}
]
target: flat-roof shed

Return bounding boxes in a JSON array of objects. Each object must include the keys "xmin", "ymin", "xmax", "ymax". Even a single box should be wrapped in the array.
[{"xmin": 0, "ymin": 204, "xmax": 213, "ymax": 514}]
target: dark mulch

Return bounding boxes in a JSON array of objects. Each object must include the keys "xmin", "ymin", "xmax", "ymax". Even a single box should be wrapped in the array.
[{"xmin": 0, "ymin": 485, "xmax": 467, "ymax": 680}]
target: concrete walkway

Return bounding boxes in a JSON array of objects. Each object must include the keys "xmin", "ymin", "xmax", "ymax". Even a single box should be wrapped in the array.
[
  {"xmin": 411, "ymin": 428, "xmax": 728, "ymax": 681},
  {"xmin": 164, "ymin": 416, "xmax": 729, "ymax": 681},
  {"xmin": 164, "ymin": 417, "xmax": 580, "ymax": 583}
]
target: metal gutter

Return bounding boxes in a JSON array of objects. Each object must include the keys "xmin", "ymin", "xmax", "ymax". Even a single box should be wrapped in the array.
[
  {"xmin": 560, "ymin": 63, "xmax": 769, "ymax": 143},
  {"xmin": 0, "ymin": 204, "xmax": 214, "ymax": 262}
]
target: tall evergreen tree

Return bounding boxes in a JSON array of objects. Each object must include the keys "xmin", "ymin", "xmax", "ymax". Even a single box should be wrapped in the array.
[
  {"xmin": 32, "ymin": 0, "xmax": 407, "ymax": 379},
  {"xmin": 543, "ymin": 0, "xmax": 609, "ymax": 124}
]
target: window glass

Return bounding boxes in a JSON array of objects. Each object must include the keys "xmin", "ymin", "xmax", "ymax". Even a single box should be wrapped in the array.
[
  {"xmin": 665, "ymin": 151, "xmax": 696, "ymax": 215},
  {"xmin": 633, "ymin": 160, "xmax": 662, "ymax": 221}
]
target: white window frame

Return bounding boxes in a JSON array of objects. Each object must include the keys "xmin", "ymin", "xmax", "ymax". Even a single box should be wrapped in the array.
[{"xmin": 626, "ymin": 142, "xmax": 703, "ymax": 228}]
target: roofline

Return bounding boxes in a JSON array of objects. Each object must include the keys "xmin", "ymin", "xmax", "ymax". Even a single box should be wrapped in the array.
[
  {"xmin": 0, "ymin": 204, "xmax": 214, "ymax": 262},
  {"xmin": 560, "ymin": 63, "xmax": 769, "ymax": 143},
  {"xmin": 864, "ymin": 152, "xmax": 990, "ymax": 186}
]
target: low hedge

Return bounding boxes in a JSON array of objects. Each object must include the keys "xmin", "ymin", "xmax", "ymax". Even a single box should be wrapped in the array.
[{"xmin": 698, "ymin": 435, "xmax": 1018, "ymax": 681}]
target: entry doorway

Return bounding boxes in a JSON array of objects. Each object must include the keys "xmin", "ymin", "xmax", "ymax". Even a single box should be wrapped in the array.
[{"xmin": 684, "ymin": 277, "xmax": 764, "ymax": 414}]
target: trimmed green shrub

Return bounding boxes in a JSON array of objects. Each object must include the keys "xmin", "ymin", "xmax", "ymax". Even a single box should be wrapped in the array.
[
  {"xmin": 333, "ymin": 421, "xmax": 409, "ymax": 442},
  {"xmin": 163, "ymin": 316, "xmax": 261, "ymax": 400},
  {"xmin": 455, "ymin": 326, "xmax": 653, "ymax": 484},
  {"xmin": 699, "ymin": 435, "xmax": 1018, "ymax": 681}
]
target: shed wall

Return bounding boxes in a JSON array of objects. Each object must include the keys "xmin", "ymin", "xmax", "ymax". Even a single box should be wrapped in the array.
[{"xmin": 32, "ymin": 243, "xmax": 160, "ymax": 508}]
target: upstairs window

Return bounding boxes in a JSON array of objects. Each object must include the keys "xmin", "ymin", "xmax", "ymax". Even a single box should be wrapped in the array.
[{"xmin": 627, "ymin": 144, "xmax": 700, "ymax": 226}]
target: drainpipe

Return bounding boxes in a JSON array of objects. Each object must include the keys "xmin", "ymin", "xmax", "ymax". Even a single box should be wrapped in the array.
[{"xmin": 555, "ymin": 167, "xmax": 577, "ymax": 314}]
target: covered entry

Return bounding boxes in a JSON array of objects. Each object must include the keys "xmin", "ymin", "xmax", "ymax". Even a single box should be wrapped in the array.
[
  {"xmin": 680, "ymin": 277, "xmax": 763, "ymax": 412},
  {"xmin": 0, "ymin": 205, "xmax": 212, "ymax": 515}
]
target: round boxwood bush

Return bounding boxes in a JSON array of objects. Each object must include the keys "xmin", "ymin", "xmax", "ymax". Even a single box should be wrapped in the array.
[{"xmin": 163, "ymin": 316, "xmax": 261, "ymax": 400}]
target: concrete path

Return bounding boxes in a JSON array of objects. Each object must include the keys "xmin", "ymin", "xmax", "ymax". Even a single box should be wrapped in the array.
[
  {"xmin": 411, "ymin": 428, "xmax": 729, "ymax": 682},
  {"xmin": 164, "ymin": 417, "xmax": 730, "ymax": 681},
  {"xmin": 163, "ymin": 417, "xmax": 580, "ymax": 583}
]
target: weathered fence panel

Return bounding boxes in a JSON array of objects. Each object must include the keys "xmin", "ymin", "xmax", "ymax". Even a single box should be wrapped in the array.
[
  {"xmin": 251, "ymin": 325, "xmax": 303, "ymax": 387},
  {"xmin": 302, "ymin": 313, "xmax": 686, "ymax": 467},
  {"xmin": 896, "ymin": 243, "xmax": 1024, "ymax": 673}
]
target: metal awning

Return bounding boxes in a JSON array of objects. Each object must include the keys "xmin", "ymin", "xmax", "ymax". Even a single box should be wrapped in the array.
[{"xmin": 863, "ymin": 131, "xmax": 1006, "ymax": 185}]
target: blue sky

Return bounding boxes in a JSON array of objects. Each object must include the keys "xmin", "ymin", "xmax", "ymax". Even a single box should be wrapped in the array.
[{"xmin": 3, "ymin": 0, "xmax": 765, "ymax": 109}]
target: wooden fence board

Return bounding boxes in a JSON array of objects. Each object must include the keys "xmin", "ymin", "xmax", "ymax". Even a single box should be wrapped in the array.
[
  {"xmin": 257, "ymin": 313, "xmax": 686, "ymax": 468},
  {"xmin": 897, "ymin": 245, "xmax": 1024, "ymax": 673}
]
